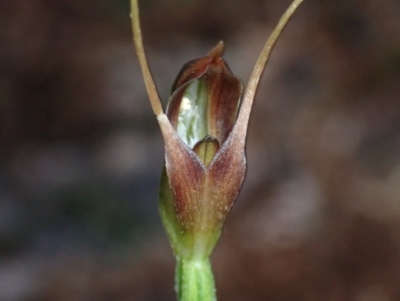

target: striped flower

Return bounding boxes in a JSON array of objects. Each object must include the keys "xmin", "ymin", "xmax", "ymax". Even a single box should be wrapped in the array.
[{"xmin": 158, "ymin": 42, "xmax": 246, "ymax": 260}]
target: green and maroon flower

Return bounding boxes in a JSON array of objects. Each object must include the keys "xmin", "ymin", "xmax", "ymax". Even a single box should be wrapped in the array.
[
  {"xmin": 130, "ymin": 0, "xmax": 304, "ymax": 299},
  {"xmin": 158, "ymin": 42, "xmax": 246, "ymax": 260}
]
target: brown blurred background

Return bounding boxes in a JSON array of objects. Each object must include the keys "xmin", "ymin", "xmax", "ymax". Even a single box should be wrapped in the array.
[{"xmin": 1, "ymin": 0, "xmax": 400, "ymax": 300}]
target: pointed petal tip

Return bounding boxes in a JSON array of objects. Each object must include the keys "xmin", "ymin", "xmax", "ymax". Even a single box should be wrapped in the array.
[{"xmin": 207, "ymin": 41, "xmax": 225, "ymax": 60}]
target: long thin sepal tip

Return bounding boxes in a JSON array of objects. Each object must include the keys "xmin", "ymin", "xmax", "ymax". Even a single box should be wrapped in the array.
[
  {"xmin": 130, "ymin": 0, "xmax": 164, "ymax": 116},
  {"xmin": 235, "ymin": 0, "xmax": 304, "ymax": 138}
]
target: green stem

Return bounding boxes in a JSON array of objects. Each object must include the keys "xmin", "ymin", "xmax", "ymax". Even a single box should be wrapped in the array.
[{"xmin": 175, "ymin": 258, "xmax": 216, "ymax": 301}]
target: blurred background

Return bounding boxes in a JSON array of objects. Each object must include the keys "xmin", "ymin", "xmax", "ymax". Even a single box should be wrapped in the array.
[{"xmin": 1, "ymin": 0, "xmax": 400, "ymax": 300}]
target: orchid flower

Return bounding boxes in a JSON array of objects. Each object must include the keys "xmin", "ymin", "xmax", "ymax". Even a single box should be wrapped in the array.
[{"xmin": 130, "ymin": 1, "xmax": 304, "ymax": 300}]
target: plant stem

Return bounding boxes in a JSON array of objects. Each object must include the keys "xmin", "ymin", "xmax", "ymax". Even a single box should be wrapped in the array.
[{"xmin": 175, "ymin": 258, "xmax": 216, "ymax": 301}]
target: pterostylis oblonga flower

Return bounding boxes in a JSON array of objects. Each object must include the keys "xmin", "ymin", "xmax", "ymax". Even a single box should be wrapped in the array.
[{"xmin": 130, "ymin": 1, "xmax": 304, "ymax": 300}]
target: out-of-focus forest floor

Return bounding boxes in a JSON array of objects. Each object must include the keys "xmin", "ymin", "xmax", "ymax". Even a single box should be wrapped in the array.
[{"xmin": 1, "ymin": 0, "xmax": 400, "ymax": 300}]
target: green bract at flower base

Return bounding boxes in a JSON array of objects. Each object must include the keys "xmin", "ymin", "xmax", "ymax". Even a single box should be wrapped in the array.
[{"xmin": 130, "ymin": 0, "xmax": 304, "ymax": 300}]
